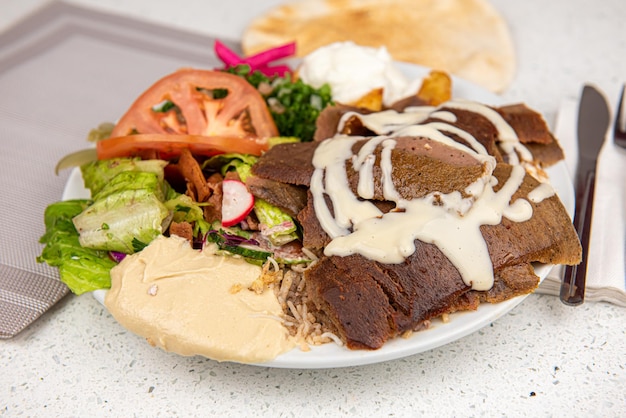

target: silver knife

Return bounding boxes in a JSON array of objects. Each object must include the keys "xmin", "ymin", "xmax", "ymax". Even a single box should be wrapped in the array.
[{"xmin": 560, "ymin": 85, "xmax": 610, "ymax": 305}]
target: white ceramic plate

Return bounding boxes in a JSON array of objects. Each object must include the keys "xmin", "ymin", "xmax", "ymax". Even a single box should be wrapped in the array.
[{"xmin": 63, "ymin": 63, "xmax": 574, "ymax": 369}]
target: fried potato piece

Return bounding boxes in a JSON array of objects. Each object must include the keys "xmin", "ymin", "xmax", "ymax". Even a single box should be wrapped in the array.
[
  {"xmin": 349, "ymin": 87, "xmax": 383, "ymax": 111},
  {"xmin": 416, "ymin": 70, "xmax": 452, "ymax": 106},
  {"xmin": 350, "ymin": 70, "xmax": 452, "ymax": 111}
]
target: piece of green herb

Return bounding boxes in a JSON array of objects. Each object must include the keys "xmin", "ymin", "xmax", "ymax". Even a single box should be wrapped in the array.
[{"xmin": 224, "ymin": 65, "xmax": 334, "ymax": 141}]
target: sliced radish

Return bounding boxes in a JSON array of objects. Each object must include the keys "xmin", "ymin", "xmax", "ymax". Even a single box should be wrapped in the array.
[{"xmin": 221, "ymin": 179, "xmax": 255, "ymax": 227}]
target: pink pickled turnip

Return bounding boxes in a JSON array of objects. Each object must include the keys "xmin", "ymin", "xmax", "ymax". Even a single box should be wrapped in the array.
[
  {"xmin": 214, "ymin": 40, "xmax": 242, "ymax": 67},
  {"xmin": 213, "ymin": 40, "xmax": 296, "ymax": 77},
  {"xmin": 221, "ymin": 179, "xmax": 255, "ymax": 227},
  {"xmin": 244, "ymin": 42, "xmax": 296, "ymax": 69}
]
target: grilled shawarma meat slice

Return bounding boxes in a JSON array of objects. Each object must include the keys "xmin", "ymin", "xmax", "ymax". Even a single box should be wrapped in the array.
[
  {"xmin": 313, "ymin": 103, "xmax": 564, "ymax": 165},
  {"xmin": 305, "ymin": 242, "xmax": 470, "ymax": 350},
  {"xmin": 245, "ymin": 176, "xmax": 308, "ymax": 218},
  {"xmin": 251, "ymin": 141, "xmax": 316, "ymax": 186}
]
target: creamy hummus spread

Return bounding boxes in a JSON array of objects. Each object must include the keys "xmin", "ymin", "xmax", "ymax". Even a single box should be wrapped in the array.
[{"xmin": 105, "ymin": 235, "xmax": 295, "ymax": 363}]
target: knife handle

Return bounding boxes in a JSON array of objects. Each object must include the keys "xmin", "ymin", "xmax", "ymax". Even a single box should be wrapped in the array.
[{"xmin": 560, "ymin": 170, "xmax": 595, "ymax": 305}]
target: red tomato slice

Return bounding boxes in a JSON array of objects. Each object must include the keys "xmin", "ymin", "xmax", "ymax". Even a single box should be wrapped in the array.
[
  {"xmin": 96, "ymin": 134, "xmax": 269, "ymax": 160},
  {"xmin": 109, "ymin": 68, "xmax": 278, "ymax": 141}
]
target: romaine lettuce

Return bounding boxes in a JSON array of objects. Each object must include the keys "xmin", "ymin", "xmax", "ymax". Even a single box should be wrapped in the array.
[
  {"xmin": 73, "ymin": 190, "xmax": 169, "ymax": 254},
  {"xmin": 38, "ymin": 200, "xmax": 115, "ymax": 295},
  {"xmin": 40, "ymin": 199, "xmax": 90, "ymax": 243},
  {"xmin": 164, "ymin": 193, "xmax": 211, "ymax": 236},
  {"xmin": 81, "ymin": 158, "xmax": 167, "ymax": 196},
  {"xmin": 202, "ymin": 153, "xmax": 258, "ymax": 180},
  {"xmin": 92, "ymin": 170, "xmax": 166, "ymax": 202},
  {"xmin": 253, "ymin": 198, "xmax": 299, "ymax": 246}
]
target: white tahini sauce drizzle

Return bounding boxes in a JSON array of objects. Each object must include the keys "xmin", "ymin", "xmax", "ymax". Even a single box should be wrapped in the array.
[
  {"xmin": 310, "ymin": 101, "xmax": 540, "ymax": 291},
  {"xmin": 338, "ymin": 109, "xmax": 430, "ymax": 135},
  {"xmin": 352, "ymin": 136, "xmax": 388, "ymax": 199},
  {"xmin": 443, "ymin": 99, "xmax": 534, "ymax": 165},
  {"xmin": 311, "ymin": 135, "xmax": 383, "ymax": 238},
  {"xmin": 528, "ymin": 182, "xmax": 555, "ymax": 204},
  {"xmin": 429, "ymin": 110, "xmax": 458, "ymax": 123}
]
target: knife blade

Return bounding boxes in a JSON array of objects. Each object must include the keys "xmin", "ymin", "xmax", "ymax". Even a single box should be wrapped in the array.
[{"xmin": 559, "ymin": 84, "xmax": 610, "ymax": 305}]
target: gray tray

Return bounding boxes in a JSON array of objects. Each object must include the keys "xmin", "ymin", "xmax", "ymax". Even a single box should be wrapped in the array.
[{"xmin": 0, "ymin": 1, "xmax": 229, "ymax": 337}]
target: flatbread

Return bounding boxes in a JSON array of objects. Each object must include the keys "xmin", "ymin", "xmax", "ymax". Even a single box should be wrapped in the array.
[{"xmin": 242, "ymin": 0, "xmax": 516, "ymax": 93}]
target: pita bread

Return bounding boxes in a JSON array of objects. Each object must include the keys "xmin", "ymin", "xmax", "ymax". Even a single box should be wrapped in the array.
[{"xmin": 242, "ymin": 0, "xmax": 516, "ymax": 93}]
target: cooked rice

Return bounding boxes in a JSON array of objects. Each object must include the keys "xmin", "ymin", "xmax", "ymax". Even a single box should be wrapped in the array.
[{"xmin": 259, "ymin": 258, "xmax": 343, "ymax": 349}]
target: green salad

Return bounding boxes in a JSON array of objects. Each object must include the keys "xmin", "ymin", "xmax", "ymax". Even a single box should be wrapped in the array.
[{"xmin": 38, "ymin": 64, "xmax": 334, "ymax": 295}]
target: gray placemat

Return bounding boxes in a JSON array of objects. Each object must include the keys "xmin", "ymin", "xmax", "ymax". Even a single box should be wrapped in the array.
[{"xmin": 0, "ymin": 1, "xmax": 229, "ymax": 337}]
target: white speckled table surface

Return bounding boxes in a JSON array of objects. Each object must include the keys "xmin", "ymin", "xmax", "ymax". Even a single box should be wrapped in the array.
[{"xmin": 1, "ymin": 0, "xmax": 625, "ymax": 416}]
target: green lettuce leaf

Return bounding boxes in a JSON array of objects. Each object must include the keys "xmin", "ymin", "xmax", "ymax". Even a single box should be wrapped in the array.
[
  {"xmin": 164, "ymin": 193, "xmax": 211, "ymax": 236},
  {"xmin": 201, "ymin": 153, "xmax": 259, "ymax": 180},
  {"xmin": 92, "ymin": 170, "xmax": 165, "ymax": 202},
  {"xmin": 253, "ymin": 198, "xmax": 298, "ymax": 246},
  {"xmin": 39, "ymin": 199, "xmax": 91, "ymax": 243},
  {"xmin": 58, "ymin": 254, "xmax": 115, "ymax": 295},
  {"xmin": 73, "ymin": 190, "xmax": 169, "ymax": 254},
  {"xmin": 38, "ymin": 200, "xmax": 115, "ymax": 295},
  {"xmin": 81, "ymin": 158, "xmax": 167, "ymax": 196}
]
